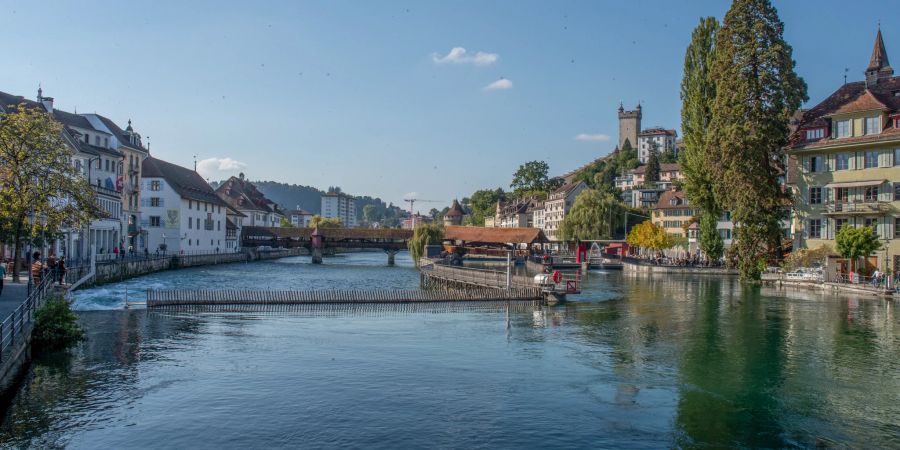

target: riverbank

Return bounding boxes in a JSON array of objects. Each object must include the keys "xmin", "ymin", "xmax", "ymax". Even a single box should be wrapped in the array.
[
  {"xmin": 761, "ymin": 274, "xmax": 894, "ymax": 297},
  {"xmin": 622, "ymin": 259, "xmax": 738, "ymax": 275}
]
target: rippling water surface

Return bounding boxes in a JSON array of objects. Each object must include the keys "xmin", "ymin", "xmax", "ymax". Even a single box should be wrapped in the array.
[{"xmin": 2, "ymin": 253, "xmax": 899, "ymax": 448}]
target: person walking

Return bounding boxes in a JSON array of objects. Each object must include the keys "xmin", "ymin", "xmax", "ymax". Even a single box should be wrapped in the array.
[
  {"xmin": 58, "ymin": 257, "xmax": 67, "ymax": 286},
  {"xmin": 31, "ymin": 251, "xmax": 44, "ymax": 286},
  {"xmin": 0, "ymin": 260, "xmax": 6, "ymax": 296}
]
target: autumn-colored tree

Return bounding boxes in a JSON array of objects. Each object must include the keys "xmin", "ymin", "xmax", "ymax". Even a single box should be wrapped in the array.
[
  {"xmin": 309, "ymin": 215, "xmax": 343, "ymax": 228},
  {"xmin": 626, "ymin": 220, "xmax": 674, "ymax": 253},
  {"xmin": 0, "ymin": 105, "xmax": 100, "ymax": 281},
  {"xmin": 835, "ymin": 225, "xmax": 881, "ymax": 274}
]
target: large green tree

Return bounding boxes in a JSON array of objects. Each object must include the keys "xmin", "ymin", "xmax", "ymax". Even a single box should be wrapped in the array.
[
  {"xmin": 0, "ymin": 105, "xmax": 100, "ymax": 282},
  {"xmin": 644, "ymin": 142, "xmax": 661, "ymax": 185},
  {"xmin": 558, "ymin": 189, "xmax": 623, "ymax": 241},
  {"xmin": 708, "ymin": 0, "xmax": 807, "ymax": 280},
  {"xmin": 510, "ymin": 160, "xmax": 552, "ymax": 197},
  {"xmin": 465, "ymin": 188, "xmax": 505, "ymax": 226},
  {"xmin": 681, "ymin": 16, "xmax": 724, "ymax": 261},
  {"xmin": 835, "ymin": 225, "xmax": 881, "ymax": 274}
]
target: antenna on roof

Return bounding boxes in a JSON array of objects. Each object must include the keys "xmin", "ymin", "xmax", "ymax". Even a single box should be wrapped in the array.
[{"xmin": 193, "ymin": 154, "xmax": 198, "ymax": 172}]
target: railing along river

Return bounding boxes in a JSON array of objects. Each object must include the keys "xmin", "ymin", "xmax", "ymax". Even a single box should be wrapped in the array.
[{"xmin": 0, "ymin": 275, "xmax": 54, "ymax": 362}]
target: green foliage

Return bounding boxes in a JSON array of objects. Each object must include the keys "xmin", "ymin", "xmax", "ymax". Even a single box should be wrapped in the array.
[
  {"xmin": 707, "ymin": 0, "xmax": 807, "ymax": 280},
  {"xmin": 659, "ymin": 148, "xmax": 678, "ymax": 164},
  {"xmin": 782, "ymin": 244, "xmax": 833, "ymax": 272},
  {"xmin": 835, "ymin": 225, "xmax": 881, "ymax": 272},
  {"xmin": 644, "ymin": 143, "xmax": 661, "ymax": 185},
  {"xmin": 626, "ymin": 220, "xmax": 674, "ymax": 251},
  {"xmin": 279, "ymin": 217, "xmax": 295, "ymax": 228},
  {"xmin": 32, "ymin": 295, "xmax": 84, "ymax": 352},
  {"xmin": 0, "ymin": 104, "xmax": 101, "ymax": 281},
  {"xmin": 310, "ymin": 215, "xmax": 343, "ymax": 228},
  {"xmin": 698, "ymin": 210, "xmax": 724, "ymax": 260},
  {"xmin": 577, "ymin": 139, "xmax": 639, "ymax": 192},
  {"xmin": 558, "ymin": 189, "xmax": 623, "ymax": 241},
  {"xmin": 510, "ymin": 161, "xmax": 552, "ymax": 197},
  {"xmin": 408, "ymin": 223, "xmax": 444, "ymax": 265},
  {"xmin": 466, "ymin": 188, "xmax": 505, "ymax": 226}
]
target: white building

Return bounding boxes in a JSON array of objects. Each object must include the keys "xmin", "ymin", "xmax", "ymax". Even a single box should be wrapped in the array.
[
  {"xmin": 141, "ymin": 156, "xmax": 230, "ymax": 254},
  {"xmin": 532, "ymin": 203, "xmax": 545, "ymax": 230},
  {"xmin": 321, "ymin": 191, "xmax": 357, "ymax": 227},
  {"xmin": 637, "ymin": 128, "xmax": 678, "ymax": 164},
  {"xmin": 286, "ymin": 208, "xmax": 314, "ymax": 227},
  {"xmin": 215, "ymin": 174, "xmax": 283, "ymax": 227},
  {"xmin": 543, "ymin": 180, "xmax": 587, "ymax": 241}
]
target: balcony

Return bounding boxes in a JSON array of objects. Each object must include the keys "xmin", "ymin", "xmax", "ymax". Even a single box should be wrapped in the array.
[
  {"xmin": 92, "ymin": 184, "xmax": 120, "ymax": 198},
  {"xmin": 128, "ymin": 224, "xmax": 140, "ymax": 235},
  {"xmin": 823, "ymin": 201, "xmax": 891, "ymax": 215}
]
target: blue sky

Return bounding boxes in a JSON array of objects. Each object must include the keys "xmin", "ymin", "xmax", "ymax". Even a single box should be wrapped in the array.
[{"xmin": 0, "ymin": 0, "xmax": 894, "ymax": 210}]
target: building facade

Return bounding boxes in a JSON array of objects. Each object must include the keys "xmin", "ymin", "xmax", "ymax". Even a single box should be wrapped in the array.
[
  {"xmin": 141, "ymin": 156, "xmax": 230, "ymax": 254},
  {"xmin": 216, "ymin": 174, "xmax": 284, "ymax": 228},
  {"xmin": 637, "ymin": 128, "xmax": 678, "ymax": 164},
  {"xmin": 286, "ymin": 208, "xmax": 314, "ymax": 227},
  {"xmin": 788, "ymin": 29, "xmax": 900, "ymax": 272},
  {"xmin": 321, "ymin": 191, "xmax": 357, "ymax": 227},
  {"xmin": 543, "ymin": 181, "xmax": 587, "ymax": 241},
  {"xmin": 618, "ymin": 103, "xmax": 641, "ymax": 150},
  {"xmin": 443, "ymin": 200, "xmax": 464, "ymax": 226}
]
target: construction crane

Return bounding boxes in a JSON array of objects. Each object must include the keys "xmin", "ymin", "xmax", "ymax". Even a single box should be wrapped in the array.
[{"xmin": 404, "ymin": 198, "xmax": 444, "ymax": 228}]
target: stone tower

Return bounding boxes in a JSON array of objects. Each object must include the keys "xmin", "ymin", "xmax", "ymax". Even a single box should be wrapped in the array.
[{"xmin": 618, "ymin": 102, "xmax": 642, "ymax": 150}]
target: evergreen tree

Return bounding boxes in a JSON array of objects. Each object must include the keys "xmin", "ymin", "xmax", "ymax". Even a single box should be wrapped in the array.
[
  {"xmin": 681, "ymin": 16, "xmax": 724, "ymax": 260},
  {"xmin": 644, "ymin": 143, "xmax": 661, "ymax": 186},
  {"xmin": 708, "ymin": 0, "xmax": 807, "ymax": 280}
]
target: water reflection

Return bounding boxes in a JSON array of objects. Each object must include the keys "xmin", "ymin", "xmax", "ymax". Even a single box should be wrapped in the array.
[{"xmin": 0, "ymin": 274, "xmax": 898, "ymax": 448}]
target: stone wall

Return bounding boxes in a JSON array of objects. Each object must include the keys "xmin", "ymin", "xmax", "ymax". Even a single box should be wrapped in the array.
[{"xmin": 622, "ymin": 260, "xmax": 738, "ymax": 275}]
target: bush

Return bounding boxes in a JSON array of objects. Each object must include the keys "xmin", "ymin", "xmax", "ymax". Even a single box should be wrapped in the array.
[{"xmin": 32, "ymin": 296, "xmax": 84, "ymax": 352}]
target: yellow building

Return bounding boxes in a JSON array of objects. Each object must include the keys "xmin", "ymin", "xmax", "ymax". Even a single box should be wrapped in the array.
[
  {"xmin": 651, "ymin": 190, "xmax": 696, "ymax": 238},
  {"xmin": 788, "ymin": 29, "xmax": 900, "ymax": 272}
]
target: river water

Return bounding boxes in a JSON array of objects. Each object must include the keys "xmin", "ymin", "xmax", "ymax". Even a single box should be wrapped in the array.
[{"xmin": 1, "ymin": 253, "xmax": 898, "ymax": 448}]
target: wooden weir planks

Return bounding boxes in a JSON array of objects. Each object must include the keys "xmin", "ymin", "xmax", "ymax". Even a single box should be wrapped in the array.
[{"xmin": 146, "ymin": 287, "xmax": 542, "ymax": 307}]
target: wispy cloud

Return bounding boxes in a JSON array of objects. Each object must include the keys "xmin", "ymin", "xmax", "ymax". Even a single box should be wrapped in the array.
[
  {"xmin": 483, "ymin": 78, "xmax": 513, "ymax": 91},
  {"xmin": 197, "ymin": 157, "xmax": 248, "ymax": 179},
  {"xmin": 574, "ymin": 133, "xmax": 611, "ymax": 142},
  {"xmin": 432, "ymin": 47, "xmax": 498, "ymax": 66}
]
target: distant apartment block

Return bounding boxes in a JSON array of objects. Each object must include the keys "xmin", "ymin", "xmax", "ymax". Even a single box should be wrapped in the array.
[{"xmin": 321, "ymin": 191, "xmax": 357, "ymax": 227}]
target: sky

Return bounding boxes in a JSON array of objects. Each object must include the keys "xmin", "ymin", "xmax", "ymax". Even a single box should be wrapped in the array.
[{"xmin": 0, "ymin": 0, "xmax": 895, "ymax": 211}]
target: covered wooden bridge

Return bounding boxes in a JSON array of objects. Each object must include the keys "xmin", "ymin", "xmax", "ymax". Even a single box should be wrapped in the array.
[
  {"xmin": 242, "ymin": 226, "xmax": 413, "ymax": 264},
  {"xmin": 442, "ymin": 225, "xmax": 549, "ymax": 256}
]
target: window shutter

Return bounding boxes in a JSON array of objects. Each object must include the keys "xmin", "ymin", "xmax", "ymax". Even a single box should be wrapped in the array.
[
  {"xmin": 881, "ymin": 184, "xmax": 892, "ymax": 202},
  {"xmin": 880, "ymin": 150, "xmax": 891, "ymax": 168},
  {"xmin": 828, "ymin": 219, "xmax": 835, "ymax": 240},
  {"xmin": 849, "ymin": 153, "xmax": 858, "ymax": 170},
  {"xmin": 824, "ymin": 187, "xmax": 832, "ymax": 204},
  {"xmin": 827, "ymin": 154, "xmax": 835, "ymax": 171},
  {"xmin": 802, "ymin": 156, "xmax": 810, "ymax": 173},
  {"xmin": 888, "ymin": 219, "xmax": 896, "ymax": 240},
  {"xmin": 821, "ymin": 218, "xmax": 829, "ymax": 239}
]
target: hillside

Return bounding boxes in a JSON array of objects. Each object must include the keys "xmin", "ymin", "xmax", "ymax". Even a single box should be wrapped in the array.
[{"xmin": 211, "ymin": 180, "xmax": 324, "ymax": 214}]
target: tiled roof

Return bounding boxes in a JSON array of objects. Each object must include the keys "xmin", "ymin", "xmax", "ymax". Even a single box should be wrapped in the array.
[
  {"xmin": 444, "ymin": 225, "xmax": 547, "ymax": 244},
  {"xmin": 631, "ymin": 163, "xmax": 680, "ymax": 175},
  {"xmin": 97, "ymin": 115, "xmax": 146, "ymax": 151},
  {"xmin": 445, "ymin": 199, "xmax": 464, "ymax": 217},
  {"xmin": 653, "ymin": 190, "xmax": 691, "ymax": 210},
  {"xmin": 830, "ymin": 89, "xmax": 888, "ymax": 115},
  {"xmin": 142, "ymin": 156, "xmax": 229, "ymax": 208},
  {"xmin": 639, "ymin": 127, "xmax": 677, "ymax": 137},
  {"xmin": 868, "ymin": 28, "xmax": 891, "ymax": 72},
  {"xmin": 552, "ymin": 180, "xmax": 586, "ymax": 195},
  {"xmin": 215, "ymin": 176, "xmax": 280, "ymax": 214}
]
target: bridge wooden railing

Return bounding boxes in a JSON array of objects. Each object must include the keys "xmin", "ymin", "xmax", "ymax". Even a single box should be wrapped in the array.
[
  {"xmin": 147, "ymin": 288, "xmax": 542, "ymax": 307},
  {"xmin": 420, "ymin": 258, "xmax": 534, "ymax": 289}
]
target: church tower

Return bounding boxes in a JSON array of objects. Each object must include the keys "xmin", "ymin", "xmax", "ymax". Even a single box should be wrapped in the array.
[
  {"xmin": 865, "ymin": 27, "xmax": 893, "ymax": 88},
  {"xmin": 618, "ymin": 102, "xmax": 641, "ymax": 149}
]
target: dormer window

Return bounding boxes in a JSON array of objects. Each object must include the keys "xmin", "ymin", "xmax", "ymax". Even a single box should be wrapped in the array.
[
  {"xmin": 804, "ymin": 128, "xmax": 824, "ymax": 140},
  {"xmin": 865, "ymin": 116, "xmax": 881, "ymax": 135},
  {"xmin": 834, "ymin": 120, "xmax": 851, "ymax": 138}
]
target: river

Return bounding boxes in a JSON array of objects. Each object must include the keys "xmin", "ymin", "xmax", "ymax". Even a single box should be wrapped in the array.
[{"xmin": 0, "ymin": 253, "xmax": 898, "ymax": 448}]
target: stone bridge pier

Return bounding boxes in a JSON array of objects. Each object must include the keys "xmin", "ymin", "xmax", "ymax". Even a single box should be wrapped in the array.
[{"xmin": 385, "ymin": 249, "xmax": 399, "ymax": 266}]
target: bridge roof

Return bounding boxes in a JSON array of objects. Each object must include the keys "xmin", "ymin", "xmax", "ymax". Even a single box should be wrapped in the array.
[
  {"xmin": 444, "ymin": 226, "xmax": 547, "ymax": 245},
  {"xmin": 243, "ymin": 226, "xmax": 413, "ymax": 240}
]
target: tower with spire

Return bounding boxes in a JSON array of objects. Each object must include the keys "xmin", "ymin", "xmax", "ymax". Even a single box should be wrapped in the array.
[{"xmin": 865, "ymin": 26, "xmax": 893, "ymax": 88}]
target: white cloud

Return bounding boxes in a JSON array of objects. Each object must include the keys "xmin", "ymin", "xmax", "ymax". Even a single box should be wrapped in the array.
[
  {"xmin": 197, "ymin": 157, "xmax": 248, "ymax": 179},
  {"xmin": 483, "ymin": 78, "xmax": 513, "ymax": 91},
  {"xmin": 574, "ymin": 133, "xmax": 611, "ymax": 142},
  {"xmin": 432, "ymin": 47, "xmax": 498, "ymax": 66}
]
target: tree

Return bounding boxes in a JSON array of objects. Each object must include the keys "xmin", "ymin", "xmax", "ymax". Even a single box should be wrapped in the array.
[
  {"xmin": 510, "ymin": 161, "xmax": 551, "ymax": 197},
  {"xmin": 681, "ymin": 16, "xmax": 724, "ymax": 261},
  {"xmin": 707, "ymin": 0, "xmax": 807, "ymax": 280},
  {"xmin": 659, "ymin": 147, "xmax": 678, "ymax": 164},
  {"xmin": 408, "ymin": 223, "xmax": 443, "ymax": 265},
  {"xmin": 782, "ymin": 244, "xmax": 832, "ymax": 272},
  {"xmin": 835, "ymin": 225, "xmax": 881, "ymax": 274},
  {"xmin": 0, "ymin": 105, "xmax": 100, "ymax": 282},
  {"xmin": 558, "ymin": 189, "xmax": 623, "ymax": 241},
  {"xmin": 279, "ymin": 217, "xmax": 295, "ymax": 228},
  {"xmin": 466, "ymin": 188, "xmax": 505, "ymax": 226},
  {"xmin": 626, "ymin": 220, "xmax": 674, "ymax": 253},
  {"xmin": 310, "ymin": 215, "xmax": 343, "ymax": 228},
  {"xmin": 644, "ymin": 142, "xmax": 661, "ymax": 185},
  {"xmin": 362, "ymin": 204, "xmax": 381, "ymax": 224}
]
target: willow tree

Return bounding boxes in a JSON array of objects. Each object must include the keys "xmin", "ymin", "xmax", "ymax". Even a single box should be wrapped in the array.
[
  {"xmin": 558, "ymin": 189, "xmax": 623, "ymax": 241},
  {"xmin": 708, "ymin": 0, "xmax": 807, "ymax": 280},
  {"xmin": 0, "ymin": 104, "xmax": 99, "ymax": 281},
  {"xmin": 681, "ymin": 16, "xmax": 724, "ymax": 261},
  {"xmin": 408, "ymin": 223, "xmax": 444, "ymax": 265}
]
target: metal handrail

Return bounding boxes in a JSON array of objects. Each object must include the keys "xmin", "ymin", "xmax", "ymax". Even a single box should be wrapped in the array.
[{"xmin": 0, "ymin": 274, "xmax": 54, "ymax": 361}]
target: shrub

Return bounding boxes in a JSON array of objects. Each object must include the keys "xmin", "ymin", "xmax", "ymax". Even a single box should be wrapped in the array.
[{"xmin": 32, "ymin": 296, "xmax": 84, "ymax": 352}]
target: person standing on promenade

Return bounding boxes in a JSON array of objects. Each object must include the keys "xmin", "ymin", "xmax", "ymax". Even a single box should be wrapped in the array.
[
  {"xmin": 57, "ymin": 257, "xmax": 66, "ymax": 286},
  {"xmin": 31, "ymin": 251, "xmax": 43, "ymax": 286}
]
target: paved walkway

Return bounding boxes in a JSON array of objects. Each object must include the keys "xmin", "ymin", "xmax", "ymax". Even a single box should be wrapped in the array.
[{"xmin": 0, "ymin": 274, "xmax": 29, "ymax": 320}]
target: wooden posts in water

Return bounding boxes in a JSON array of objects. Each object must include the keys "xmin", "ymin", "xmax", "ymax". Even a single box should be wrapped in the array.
[{"xmin": 386, "ymin": 249, "xmax": 398, "ymax": 266}]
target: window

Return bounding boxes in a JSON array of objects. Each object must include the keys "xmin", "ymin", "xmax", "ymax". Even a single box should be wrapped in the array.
[
  {"xmin": 895, "ymin": 182, "xmax": 900, "ymax": 201},
  {"xmin": 150, "ymin": 180, "xmax": 161, "ymax": 191},
  {"xmin": 808, "ymin": 187, "xmax": 822, "ymax": 204},
  {"xmin": 718, "ymin": 229, "xmax": 732, "ymax": 240},
  {"xmin": 84, "ymin": 133, "xmax": 90, "ymax": 143},
  {"xmin": 150, "ymin": 197, "xmax": 161, "ymax": 207},
  {"xmin": 834, "ymin": 187, "xmax": 849, "ymax": 203},
  {"xmin": 105, "ymin": 159, "xmax": 109, "ymax": 171},
  {"xmin": 865, "ymin": 218, "xmax": 878, "ymax": 229},
  {"xmin": 895, "ymin": 218, "xmax": 900, "ymax": 238},
  {"xmin": 204, "ymin": 203, "xmax": 208, "ymax": 212},
  {"xmin": 835, "ymin": 218, "xmax": 848, "ymax": 233},
  {"xmin": 805, "ymin": 128, "xmax": 824, "ymax": 140},
  {"xmin": 894, "ymin": 148, "xmax": 900, "ymax": 166},
  {"xmin": 809, "ymin": 156, "xmax": 822, "ymax": 172},
  {"xmin": 808, "ymin": 219, "xmax": 821, "ymax": 238},
  {"xmin": 835, "ymin": 120, "xmax": 850, "ymax": 138},
  {"xmin": 188, "ymin": 217, "xmax": 193, "ymax": 229},
  {"xmin": 95, "ymin": 135, "xmax": 101, "ymax": 145},
  {"xmin": 865, "ymin": 116, "xmax": 881, "ymax": 134},
  {"xmin": 103, "ymin": 137, "xmax": 108, "ymax": 147},
  {"xmin": 149, "ymin": 216, "xmax": 161, "ymax": 227},
  {"xmin": 188, "ymin": 200, "xmax": 193, "ymax": 210},
  {"xmin": 865, "ymin": 151, "xmax": 879, "ymax": 168},
  {"xmin": 864, "ymin": 186, "xmax": 879, "ymax": 202},
  {"xmin": 836, "ymin": 153, "xmax": 850, "ymax": 170}
]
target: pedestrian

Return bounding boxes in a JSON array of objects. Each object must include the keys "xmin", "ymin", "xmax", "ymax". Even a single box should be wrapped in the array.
[
  {"xmin": 114, "ymin": 246, "xmax": 120, "ymax": 259},
  {"xmin": 0, "ymin": 259, "xmax": 6, "ymax": 296},
  {"xmin": 58, "ymin": 257, "xmax": 66, "ymax": 286},
  {"xmin": 31, "ymin": 251, "xmax": 43, "ymax": 286},
  {"xmin": 145, "ymin": 247, "xmax": 150, "ymax": 258}
]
